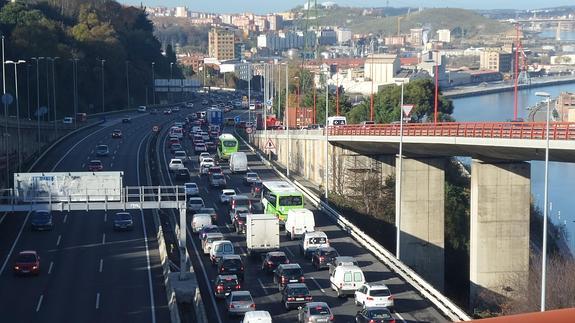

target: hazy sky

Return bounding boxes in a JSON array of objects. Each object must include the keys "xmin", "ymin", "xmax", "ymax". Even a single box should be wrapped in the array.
[{"xmin": 119, "ymin": 0, "xmax": 575, "ymax": 14}]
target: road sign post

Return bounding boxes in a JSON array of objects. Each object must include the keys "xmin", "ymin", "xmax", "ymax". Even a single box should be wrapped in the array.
[{"xmin": 264, "ymin": 138, "xmax": 276, "ymax": 159}]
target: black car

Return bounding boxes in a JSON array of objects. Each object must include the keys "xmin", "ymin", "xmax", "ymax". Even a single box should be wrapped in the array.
[
  {"xmin": 233, "ymin": 212, "xmax": 247, "ymax": 234},
  {"xmin": 213, "ymin": 274, "xmax": 241, "ymax": 299},
  {"xmin": 112, "ymin": 129, "xmax": 122, "ymax": 138},
  {"xmin": 122, "ymin": 116, "xmax": 131, "ymax": 123},
  {"xmin": 355, "ymin": 307, "xmax": 395, "ymax": 323},
  {"xmin": 216, "ymin": 254, "xmax": 244, "ymax": 281},
  {"xmin": 250, "ymin": 181, "xmax": 262, "ymax": 198},
  {"xmin": 30, "ymin": 211, "xmax": 53, "ymax": 231},
  {"xmin": 175, "ymin": 168, "xmax": 191, "ymax": 181},
  {"xmin": 273, "ymin": 264, "xmax": 304, "ymax": 290},
  {"xmin": 311, "ymin": 247, "xmax": 340, "ymax": 270},
  {"xmin": 281, "ymin": 283, "xmax": 312, "ymax": 310},
  {"xmin": 113, "ymin": 212, "xmax": 134, "ymax": 231},
  {"xmin": 261, "ymin": 251, "xmax": 289, "ymax": 272}
]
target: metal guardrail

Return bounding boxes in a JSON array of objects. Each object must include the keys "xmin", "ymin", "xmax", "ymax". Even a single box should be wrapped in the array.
[
  {"xmin": 238, "ymin": 132, "xmax": 472, "ymax": 322},
  {"xmin": 326, "ymin": 122, "xmax": 575, "ymax": 140}
]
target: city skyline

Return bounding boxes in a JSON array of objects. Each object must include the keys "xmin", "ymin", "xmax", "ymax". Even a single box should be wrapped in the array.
[{"xmin": 120, "ymin": 0, "xmax": 575, "ymax": 14}]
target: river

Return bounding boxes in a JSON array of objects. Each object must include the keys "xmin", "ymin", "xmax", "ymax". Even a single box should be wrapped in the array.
[{"xmin": 451, "ymin": 82, "xmax": 575, "ymax": 254}]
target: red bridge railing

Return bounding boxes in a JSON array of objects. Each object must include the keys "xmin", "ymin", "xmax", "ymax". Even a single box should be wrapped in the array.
[{"xmin": 327, "ymin": 122, "xmax": 575, "ymax": 141}]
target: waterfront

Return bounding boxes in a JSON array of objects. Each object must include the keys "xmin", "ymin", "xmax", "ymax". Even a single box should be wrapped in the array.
[{"xmin": 452, "ymin": 82, "xmax": 575, "ymax": 254}]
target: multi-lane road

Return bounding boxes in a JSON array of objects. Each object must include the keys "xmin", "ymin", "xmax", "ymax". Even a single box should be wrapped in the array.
[
  {"xmin": 156, "ymin": 106, "xmax": 449, "ymax": 322},
  {"xmin": 0, "ymin": 97, "xmax": 450, "ymax": 323},
  {"xmin": 0, "ymin": 112, "xmax": 176, "ymax": 323}
]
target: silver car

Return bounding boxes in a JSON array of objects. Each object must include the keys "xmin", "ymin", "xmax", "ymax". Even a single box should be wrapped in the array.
[
  {"xmin": 187, "ymin": 197, "xmax": 205, "ymax": 212},
  {"xmin": 226, "ymin": 291, "xmax": 255, "ymax": 316},
  {"xmin": 297, "ymin": 302, "xmax": 333, "ymax": 323}
]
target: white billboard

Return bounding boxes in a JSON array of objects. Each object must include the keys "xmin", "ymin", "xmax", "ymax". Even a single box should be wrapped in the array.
[{"xmin": 14, "ymin": 172, "xmax": 124, "ymax": 202}]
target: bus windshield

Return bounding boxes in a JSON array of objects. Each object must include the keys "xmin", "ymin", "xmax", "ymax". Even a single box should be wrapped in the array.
[
  {"xmin": 279, "ymin": 195, "xmax": 303, "ymax": 207},
  {"xmin": 223, "ymin": 140, "xmax": 237, "ymax": 147}
]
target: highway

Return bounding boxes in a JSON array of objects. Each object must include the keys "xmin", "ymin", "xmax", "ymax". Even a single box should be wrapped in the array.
[
  {"xmin": 155, "ymin": 105, "xmax": 449, "ymax": 322},
  {"xmin": 0, "ymin": 111, "xmax": 175, "ymax": 323}
]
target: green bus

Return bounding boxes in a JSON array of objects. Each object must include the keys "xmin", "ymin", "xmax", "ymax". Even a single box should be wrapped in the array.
[
  {"xmin": 261, "ymin": 181, "xmax": 305, "ymax": 224},
  {"xmin": 217, "ymin": 133, "xmax": 239, "ymax": 160}
]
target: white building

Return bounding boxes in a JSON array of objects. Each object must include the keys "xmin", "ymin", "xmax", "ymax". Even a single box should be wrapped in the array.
[
  {"xmin": 175, "ymin": 6, "xmax": 188, "ymax": 18},
  {"xmin": 437, "ymin": 29, "xmax": 451, "ymax": 43},
  {"xmin": 336, "ymin": 27, "xmax": 352, "ymax": 44},
  {"xmin": 219, "ymin": 61, "xmax": 252, "ymax": 81},
  {"xmin": 364, "ymin": 54, "xmax": 401, "ymax": 85}
]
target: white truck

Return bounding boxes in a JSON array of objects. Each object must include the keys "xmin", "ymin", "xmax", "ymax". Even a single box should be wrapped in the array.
[{"xmin": 246, "ymin": 214, "xmax": 279, "ymax": 257}]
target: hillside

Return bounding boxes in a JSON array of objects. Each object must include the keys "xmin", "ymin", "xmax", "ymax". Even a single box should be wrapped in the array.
[{"xmin": 294, "ymin": 6, "xmax": 510, "ymax": 38}]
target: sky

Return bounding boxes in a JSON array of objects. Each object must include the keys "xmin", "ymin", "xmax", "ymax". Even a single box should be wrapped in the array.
[{"xmin": 120, "ymin": 0, "xmax": 575, "ymax": 15}]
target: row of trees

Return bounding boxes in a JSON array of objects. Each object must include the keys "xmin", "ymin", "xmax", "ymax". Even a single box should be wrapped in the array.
[{"xmin": 0, "ymin": 0, "xmax": 181, "ymax": 118}]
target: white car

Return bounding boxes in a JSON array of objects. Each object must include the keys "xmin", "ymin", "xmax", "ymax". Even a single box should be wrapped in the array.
[
  {"xmin": 184, "ymin": 182, "xmax": 199, "ymax": 196},
  {"xmin": 199, "ymin": 158, "xmax": 215, "ymax": 170},
  {"xmin": 187, "ymin": 197, "xmax": 205, "ymax": 212},
  {"xmin": 174, "ymin": 150, "xmax": 188, "ymax": 162},
  {"xmin": 354, "ymin": 283, "xmax": 395, "ymax": 309},
  {"xmin": 192, "ymin": 126, "xmax": 202, "ymax": 133},
  {"xmin": 194, "ymin": 143, "xmax": 207, "ymax": 153},
  {"xmin": 220, "ymin": 189, "xmax": 237, "ymax": 204},
  {"xmin": 210, "ymin": 240, "xmax": 234, "ymax": 265},
  {"xmin": 168, "ymin": 158, "xmax": 185, "ymax": 172},
  {"xmin": 198, "ymin": 152, "xmax": 211, "ymax": 163},
  {"xmin": 191, "ymin": 213, "xmax": 212, "ymax": 233}
]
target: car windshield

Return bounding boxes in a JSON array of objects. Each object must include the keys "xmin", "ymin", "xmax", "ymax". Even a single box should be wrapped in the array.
[
  {"xmin": 288, "ymin": 287, "xmax": 309, "ymax": 295},
  {"xmin": 89, "ymin": 161, "xmax": 101, "ymax": 166},
  {"xmin": 212, "ymin": 174, "xmax": 223, "ymax": 180},
  {"xmin": 17, "ymin": 253, "xmax": 36, "ymax": 262},
  {"xmin": 115, "ymin": 213, "xmax": 131, "ymax": 220},
  {"xmin": 223, "ymin": 259, "xmax": 242, "ymax": 268},
  {"xmin": 368, "ymin": 309, "xmax": 392, "ymax": 319},
  {"xmin": 232, "ymin": 295, "xmax": 252, "ymax": 302},
  {"xmin": 309, "ymin": 237, "xmax": 327, "ymax": 244},
  {"xmin": 246, "ymin": 173, "xmax": 257, "ymax": 178},
  {"xmin": 97, "ymin": 145, "xmax": 107, "ymax": 150},
  {"xmin": 199, "ymin": 208, "xmax": 215, "ymax": 214},
  {"xmin": 223, "ymin": 140, "xmax": 236, "ymax": 147},
  {"xmin": 33, "ymin": 212, "xmax": 50, "ymax": 219},
  {"xmin": 283, "ymin": 268, "xmax": 302, "ymax": 276},
  {"xmin": 189, "ymin": 199, "xmax": 203, "ymax": 205},
  {"xmin": 309, "ymin": 306, "xmax": 330, "ymax": 315},
  {"xmin": 279, "ymin": 196, "xmax": 303, "ymax": 206},
  {"xmin": 224, "ymin": 192, "xmax": 235, "ymax": 196},
  {"xmin": 218, "ymin": 244, "xmax": 233, "ymax": 252},
  {"xmin": 370, "ymin": 289, "xmax": 391, "ymax": 297},
  {"xmin": 186, "ymin": 184, "xmax": 197, "ymax": 189},
  {"xmin": 233, "ymin": 198, "xmax": 250, "ymax": 206}
]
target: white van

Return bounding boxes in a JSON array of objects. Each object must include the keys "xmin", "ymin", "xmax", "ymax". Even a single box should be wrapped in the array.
[
  {"xmin": 300, "ymin": 231, "xmax": 329, "ymax": 259},
  {"xmin": 285, "ymin": 209, "xmax": 315, "ymax": 240},
  {"xmin": 229, "ymin": 152, "xmax": 248, "ymax": 173},
  {"xmin": 327, "ymin": 116, "xmax": 347, "ymax": 126},
  {"xmin": 329, "ymin": 265, "xmax": 365, "ymax": 298},
  {"xmin": 202, "ymin": 232, "xmax": 224, "ymax": 254},
  {"xmin": 191, "ymin": 213, "xmax": 212, "ymax": 233},
  {"xmin": 241, "ymin": 310, "xmax": 272, "ymax": 323},
  {"xmin": 210, "ymin": 240, "xmax": 234, "ymax": 265},
  {"xmin": 137, "ymin": 105, "xmax": 147, "ymax": 112},
  {"xmin": 63, "ymin": 117, "xmax": 73, "ymax": 124}
]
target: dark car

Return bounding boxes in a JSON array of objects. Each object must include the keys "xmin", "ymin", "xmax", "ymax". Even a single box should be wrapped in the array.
[
  {"xmin": 281, "ymin": 283, "xmax": 312, "ymax": 311},
  {"xmin": 229, "ymin": 195, "xmax": 252, "ymax": 218},
  {"xmin": 250, "ymin": 181, "xmax": 262, "ymax": 198},
  {"xmin": 213, "ymin": 274, "xmax": 241, "ymax": 299},
  {"xmin": 199, "ymin": 225, "xmax": 220, "ymax": 240},
  {"xmin": 273, "ymin": 263, "xmax": 304, "ymax": 291},
  {"xmin": 88, "ymin": 160, "xmax": 103, "ymax": 171},
  {"xmin": 311, "ymin": 247, "xmax": 340, "ymax": 270},
  {"xmin": 198, "ymin": 207, "xmax": 218, "ymax": 224},
  {"xmin": 205, "ymin": 141, "xmax": 216, "ymax": 150},
  {"xmin": 30, "ymin": 210, "xmax": 53, "ymax": 231},
  {"xmin": 112, "ymin": 129, "xmax": 122, "ymax": 138},
  {"xmin": 261, "ymin": 251, "xmax": 289, "ymax": 272},
  {"xmin": 113, "ymin": 212, "xmax": 134, "ymax": 231},
  {"xmin": 13, "ymin": 250, "xmax": 40, "ymax": 276},
  {"xmin": 217, "ymin": 254, "xmax": 245, "ymax": 281},
  {"xmin": 95, "ymin": 144, "xmax": 109, "ymax": 156},
  {"xmin": 355, "ymin": 307, "xmax": 396, "ymax": 323},
  {"xmin": 175, "ymin": 168, "xmax": 191, "ymax": 181},
  {"xmin": 122, "ymin": 116, "xmax": 131, "ymax": 123},
  {"xmin": 208, "ymin": 166, "xmax": 223, "ymax": 176},
  {"xmin": 233, "ymin": 212, "xmax": 247, "ymax": 234}
]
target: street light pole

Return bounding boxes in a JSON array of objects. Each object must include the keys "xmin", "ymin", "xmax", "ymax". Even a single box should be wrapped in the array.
[
  {"xmin": 126, "ymin": 61, "xmax": 130, "ymax": 108},
  {"xmin": 151, "ymin": 62, "xmax": 155, "ymax": 105},
  {"xmin": 325, "ymin": 71, "xmax": 329, "ymax": 200},
  {"xmin": 535, "ymin": 91, "xmax": 551, "ymax": 312},
  {"xmin": 31, "ymin": 57, "xmax": 44, "ymax": 154},
  {"xmin": 100, "ymin": 59, "xmax": 105, "ymax": 112},
  {"xmin": 47, "ymin": 57, "xmax": 59, "ymax": 134},
  {"xmin": 5, "ymin": 60, "xmax": 26, "ymax": 172},
  {"xmin": 70, "ymin": 58, "xmax": 79, "ymax": 129},
  {"xmin": 285, "ymin": 63, "xmax": 290, "ymax": 177},
  {"xmin": 26, "ymin": 64, "xmax": 30, "ymax": 119},
  {"xmin": 170, "ymin": 62, "xmax": 174, "ymax": 103},
  {"xmin": 1, "ymin": 36, "xmax": 7, "ymax": 183},
  {"xmin": 248, "ymin": 63, "xmax": 251, "ymax": 124},
  {"xmin": 395, "ymin": 80, "xmax": 405, "ymax": 259}
]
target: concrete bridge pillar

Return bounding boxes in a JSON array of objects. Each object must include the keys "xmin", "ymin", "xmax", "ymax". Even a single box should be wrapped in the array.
[
  {"xmin": 470, "ymin": 160, "xmax": 530, "ymax": 307},
  {"xmin": 397, "ymin": 157, "xmax": 446, "ymax": 291}
]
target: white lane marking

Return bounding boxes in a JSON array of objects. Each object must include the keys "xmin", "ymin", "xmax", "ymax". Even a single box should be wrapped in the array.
[
  {"xmin": 110, "ymin": 163, "xmax": 114, "ymax": 168},
  {"xmin": 283, "ymin": 246, "xmax": 296, "ymax": 259},
  {"xmin": 36, "ymin": 294, "xmax": 44, "ymax": 312},
  {"xmin": 99, "ymin": 259, "xmax": 103, "ymax": 273},
  {"xmin": 81, "ymin": 163, "xmax": 85, "ymax": 168},
  {"xmin": 203, "ymin": 187, "xmax": 209, "ymax": 193},
  {"xmin": 310, "ymin": 276, "xmax": 326, "ymax": 293},
  {"xmin": 63, "ymin": 213, "xmax": 68, "ymax": 224},
  {"xmin": 48, "ymin": 261, "xmax": 54, "ymax": 275},
  {"xmin": 91, "ymin": 150, "xmax": 94, "ymax": 154},
  {"xmin": 95, "ymin": 292, "xmax": 100, "ymax": 309},
  {"xmin": 112, "ymin": 155, "xmax": 116, "ymax": 160},
  {"xmin": 213, "ymin": 203, "xmax": 219, "ymax": 211},
  {"xmin": 113, "ymin": 150, "xmax": 118, "ymax": 155},
  {"xmin": 395, "ymin": 311, "xmax": 407, "ymax": 323},
  {"xmin": 136, "ymin": 133, "xmax": 157, "ymax": 323},
  {"xmin": 257, "ymin": 278, "xmax": 269, "ymax": 295},
  {"xmin": 0, "ymin": 212, "xmax": 7, "ymax": 225},
  {"xmin": 102, "ymin": 233, "xmax": 106, "ymax": 245},
  {"xmin": 56, "ymin": 235, "xmax": 62, "ymax": 247},
  {"xmin": 104, "ymin": 213, "xmax": 107, "ymax": 222}
]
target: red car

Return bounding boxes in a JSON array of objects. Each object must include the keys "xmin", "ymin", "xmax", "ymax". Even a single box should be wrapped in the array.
[
  {"xmin": 13, "ymin": 250, "xmax": 40, "ymax": 275},
  {"xmin": 88, "ymin": 160, "xmax": 103, "ymax": 171}
]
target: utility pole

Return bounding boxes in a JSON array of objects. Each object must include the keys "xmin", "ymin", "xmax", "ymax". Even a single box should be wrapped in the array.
[
  {"xmin": 126, "ymin": 61, "xmax": 130, "ymax": 108},
  {"xmin": 100, "ymin": 59, "xmax": 105, "ymax": 112},
  {"xmin": 151, "ymin": 62, "xmax": 155, "ymax": 105}
]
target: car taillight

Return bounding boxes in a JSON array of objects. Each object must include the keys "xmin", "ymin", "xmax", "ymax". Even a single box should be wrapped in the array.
[
  {"xmin": 367, "ymin": 296, "xmax": 374, "ymax": 300},
  {"xmin": 235, "ymin": 284, "xmax": 241, "ymax": 289},
  {"xmin": 240, "ymin": 266, "xmax": 244, "ymax": 271},
  {"xmin": 14, "ymin": 266, "xmax": 19, "ymax": 270},
  {"xmin": 319, "ymin": 256, "xmax": 325, "ymax": 261},
  {"xmin": 250, "ymin": 303, "xmax": 256, "ymax": 309},
  {"xmin": 32, "ymin": 266, "xmax": 38, "ymax": 270},
  {"xmin": 220, "ymin": 267, "xmax": 225, "ymax": 272},
  {"xmin": 390, "ymin": 320, "xmax": 396, "ymax": 323},
  {"xmin": 267, "ymin": 261, "xmax": 273, "ymax": 266},
  {"xmin": 300, "ymin": 276, "xmax": 305, "ymax": 282},
  {"xmin": 369, "ymin": 320, "xmax": 376, "ymax": 323},
  {"xmin": 287, "ymin": 297, "xmax": 294, "ymax": 301},
  {"xmin": 229, "ymin": 304, "xmax": 234, "ymax": 309},
  {"xmin": 389, "ymin": 295, "xmax": 394, "ymax": 300},
  {"xmin": 281, "ymin": 276, "xmax": 287, "ymax": 283},
  {"xmin": 329, "ymin": 314, "xmax": 334, "ymax": 321},
  {"xmin": 305, "ymin": 296, "xmax": 312, "ymax": 301},
  {"xmin": 216, "ymin": 285, "xmax": 224, "ymax": 291}
]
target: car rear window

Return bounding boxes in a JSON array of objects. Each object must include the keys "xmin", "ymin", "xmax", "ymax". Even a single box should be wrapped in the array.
[
  {"xmin": 270, "ymin": 255, "xmax": 287, "ymax": 263},
  {"xmin": 283, "ymin": 268, "xmax": 303, "ymax": 276},
  {"xmin": 369, "ymin": 309, "xmax": 392, "ymax": 319},
  {"xmin": 189, "ymin": 199, "xmax": 203, "ymax": 205},
  {"xmin": 370, "ymin": 289, "xmax": 391, "ymax": 297},
  {"xmin": 309, "ymin": 306, "xmax": 330, "ymax": 315},
  {"xmin": 288, "ymin": 287, "xmax": 309, "ymax": 295},
  {"xmin": 354, "ymin": 272, "xmax": 363, "ymax": 282},
  {"xmin": 223, "ymin": 259, "xmax": 242, "ymax": 268},
  {"xmin": 344, "ymin": 272, "xmax": 352, "ymax": 282},
  {"xmin": 233, "ymin": 294, "xmax": 252, "ymax": 302}
]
